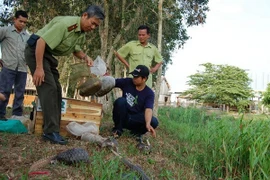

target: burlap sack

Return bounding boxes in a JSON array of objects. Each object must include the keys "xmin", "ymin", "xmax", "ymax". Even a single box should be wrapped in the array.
[
  {"xmin": 95, "ymin": 76, "xmax": 115, "ymax": 97},
  {"xmin": 78, "ymin": 77, "xmax": 102, "ymax": 96},
  {"xmin": 70, "ymin": 63, "xmax": 90, "ymax": 82}
]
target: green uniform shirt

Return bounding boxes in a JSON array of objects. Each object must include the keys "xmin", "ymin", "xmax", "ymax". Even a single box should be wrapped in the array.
[
  {"xmin": 0, "ymin": 25, "xmax": 29, "ymax": 72},
  {"xmin": 117, "ymin": 40, "xmax": 162, "ymax": 87},
  {"xmin": 36, "ymin": 16, "xmax": 85, "ymax": 56}
]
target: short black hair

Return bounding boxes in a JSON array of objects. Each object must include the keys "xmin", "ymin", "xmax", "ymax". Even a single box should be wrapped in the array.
[
  {"xmin": 15, "ymin": 10, "xmax": 28, "ymax": 19},
  {"xmin": 138, "ymin": 25, "xmax": 150, "ymax": 34},
  {"xmin": 83, "ymin": 5, "xmax": 105, "ymax": 20}
]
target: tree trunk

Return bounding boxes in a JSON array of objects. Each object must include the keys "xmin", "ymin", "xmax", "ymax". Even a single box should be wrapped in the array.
[
  {"xmin": 100, "ymin": 0, "xmax": 109, "ymax": 60},
  {"xmin": 106, "ymin": 6, "xmax": 141, "ymax": 68},
  {"xmin": 97, "ymin": 0, "xmax": 111, "ymax": 114},
  {"xmin": 102, "ymin": 1, "xmax": 141, "ymax": 115},
  {"xmin": 114, "ymin": 0, "xmax": 126, "ymax": 79},
  {"xmin": 153, "ymin": 0, "xmax": 163, "ymax": 117},
  {"xmin": 60, "ymin": 57, "xmax": 71, "ymax": 97}
]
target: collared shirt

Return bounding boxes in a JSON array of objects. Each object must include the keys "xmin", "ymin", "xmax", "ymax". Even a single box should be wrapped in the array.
[
  {"xmin": 36, "ymin": 16, "xmax": 85, "ymax": 56},
  {"xmin": 0, "ymin": 25, "xmax": 30, "ymax": 72},
  {"xmin": 117, "ymin": 40, "xmax": 162, "ymax": 87}
]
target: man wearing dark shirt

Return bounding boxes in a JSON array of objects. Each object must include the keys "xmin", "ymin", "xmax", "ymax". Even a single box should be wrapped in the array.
[{"xmin": 112, "ymin": 65, "xmax": 158, "ymax": 138}]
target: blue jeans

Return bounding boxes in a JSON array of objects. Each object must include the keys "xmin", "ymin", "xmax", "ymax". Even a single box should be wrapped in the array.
[
  {"xmin": 112, "ymin": 97, "xmax": 159, "ymax": 135},
  {"xmin": 0, "ymin": 67, "xmax": 27, "ymax": 117}
]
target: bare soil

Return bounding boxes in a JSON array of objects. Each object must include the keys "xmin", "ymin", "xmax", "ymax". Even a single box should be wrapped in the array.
[{"xmin": 0, "ymin": 114, "xmax": 198, "ymax": 180}]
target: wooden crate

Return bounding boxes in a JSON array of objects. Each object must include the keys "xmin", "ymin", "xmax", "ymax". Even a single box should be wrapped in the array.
[
  {"xmin": 8, "ymin": 94, "xmax": 36, "ymax": 107},
  {"xmin": 33, "ymin": 97, "xmax": 102, "ymax": 136}
]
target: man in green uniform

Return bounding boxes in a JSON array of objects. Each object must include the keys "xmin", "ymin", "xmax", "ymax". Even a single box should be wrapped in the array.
[
  {"xmin": 25, "ymin": 5, "xmax": 105, "ymax": 145},
  {"xmin": 114, "ymin": 25, "xmax": 163, "ymax": 88}
]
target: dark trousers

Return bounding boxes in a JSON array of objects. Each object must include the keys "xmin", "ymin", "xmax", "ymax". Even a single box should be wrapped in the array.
[
  {"xmin": 25, "ymin": 45, "xmax": 62, "ymax": 134},
  {"xmin": 113, "ymin": 97, "xmax": 159, "ymax": 135},
  {"xmin": 0, "ymin": 67, "xmax": 27, "ymax": 117}
]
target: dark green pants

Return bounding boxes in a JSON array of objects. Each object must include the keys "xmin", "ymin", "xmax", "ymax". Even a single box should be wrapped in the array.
[{"xmin": 25, "ymin": 45, "xmax": 62, "ymax": 134}]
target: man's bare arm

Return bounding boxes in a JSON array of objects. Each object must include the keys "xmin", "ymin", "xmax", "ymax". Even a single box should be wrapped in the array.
[
  {"xmin": 114, "ymin": 50, "xmax": 130, "ymax": 69},
  {"xmin": 33, "ymin": 38, "xmax": 46, "ymax": 86},
  {"xmin": 145, "ymin": 108, "xmax": 156, "ymax": 137},
  {"xmin": 150, "ymin": 62, "xmax": 162, "ymax": 73},
  {"xmin": 73, "ymin": 51, "xmax": 94, "ymax": 67}
]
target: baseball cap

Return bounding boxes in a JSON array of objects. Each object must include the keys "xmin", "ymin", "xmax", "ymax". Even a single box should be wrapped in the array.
[{"xmin": 129, "ymin": 65, "xmax": 149, "ymax": 77}]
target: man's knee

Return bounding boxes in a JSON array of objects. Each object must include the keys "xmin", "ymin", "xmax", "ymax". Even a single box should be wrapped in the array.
[
  {"xmin": 114, "ymin": 97, "xmax": 126, "ymax": 107},
  {"xmin": 151, "ymin": 117, "xmax": 159, "ymax": 129}
]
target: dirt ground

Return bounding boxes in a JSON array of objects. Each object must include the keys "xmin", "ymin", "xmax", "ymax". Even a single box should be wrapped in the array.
[
  {"xmin": 0, "ymin": 132, "xmax": 97, "ymax": 179},
  {"xmin": 0, "ymin": 108, "xmax": 198, "ymax": 179},
  {"xmin": 0, "ymin": 123, "xmax": 170, "ymax": 180}
]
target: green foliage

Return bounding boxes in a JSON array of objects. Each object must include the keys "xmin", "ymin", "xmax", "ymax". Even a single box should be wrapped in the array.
[
  {"xmin": 3, "ymin": 106, "xmax": 269, "ymax": 179},
  {"xmin": 184, "ymin": 63, "xmax": 253, "ymax": 110},
  {"xmin": 262, "ymin": 83, "xmax": 270, "ymax": 107},
  {"xmin": 0, "ymin": 0, "xmax": 14, "ymax": 25},
  {"xmin": 158, "ymin": 106, "xmax": 270, "ymax": 179},
  {"xmin": 0, "ymin": 0, "xmax": 209, "ymax": 74},
  {"xmin": 0, "ymin": 0, "xmax": 209, "ymax": 97}
]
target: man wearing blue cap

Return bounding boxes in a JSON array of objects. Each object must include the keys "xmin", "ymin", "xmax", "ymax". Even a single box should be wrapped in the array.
[{"xmin": 112, "ymin": 65, "xmax": 158, "ymax": 139}]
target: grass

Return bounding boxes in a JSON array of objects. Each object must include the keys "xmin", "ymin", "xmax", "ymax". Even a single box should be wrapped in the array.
[
  {"xmin": 0, "ymin": 106, "xmax": 270, "ymax": 179},
  {"xmin": 158, "ymin": 107, "xmax": 270, "ymax": 179}
]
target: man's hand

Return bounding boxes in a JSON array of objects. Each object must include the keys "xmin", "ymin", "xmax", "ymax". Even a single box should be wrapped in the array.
[
  {"xmin": 149, "ymin": 67, "xmax": 154, "ymax": 74},
  {"xmin": 84, "ymin": 56, "xmax": 94, "ymax": 67},
  {"xmin": 150, "ymin": 62, "xmax": 162, "ymax": 74},
  {"xmin": 33, "ymin": 67, "xmax": 45, "ymax": 86},
  {"xmin": 73, "ymin": 51, "xmax": 94, "ymax": 67},
  {"xmin": 0, "ymin": 93, "xmax": 6, "ymax": 101},
  {"xmin": 150, "ymin": 67, "xmax": 158, "ymax": 74},
  {"xmin": 146, "ymin": 124, "xmax": 156, "ymax": 138}
]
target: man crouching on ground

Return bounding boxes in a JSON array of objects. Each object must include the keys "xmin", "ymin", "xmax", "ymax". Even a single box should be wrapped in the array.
[{"xmin": 112, "ymin": 65, "xmax": 158, "ymax": 139}]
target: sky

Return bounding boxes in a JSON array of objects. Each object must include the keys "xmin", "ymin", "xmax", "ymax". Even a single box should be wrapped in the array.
[{"xmin": 166, "ymin": 0, "xmax": 270, "ymax": 92}]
